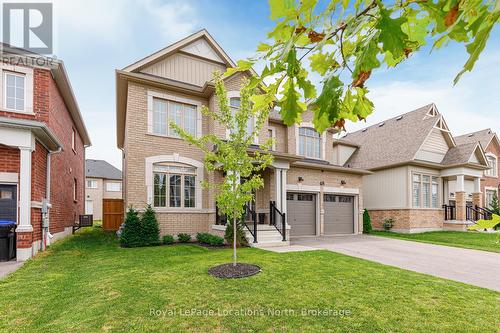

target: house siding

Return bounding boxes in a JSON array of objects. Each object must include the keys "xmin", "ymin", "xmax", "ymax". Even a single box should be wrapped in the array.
[
  {"xmin": 363, "ymin": 166, "xmax": 408, "ymax": 209},
  {"xmin": 415, "ymin": 128, "xmax": 450, "ymax": 163}
]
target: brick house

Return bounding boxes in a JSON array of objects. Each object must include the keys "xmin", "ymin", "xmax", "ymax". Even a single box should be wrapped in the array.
[
  {"xmin": 0, "ymin": 47, "xmax": 91, "ymax": 260},
  {"xmin": 341, "ymin": 105, "xmax": 493, "ymax": 232},
  {"xmin": 85, "ymin": 159, "xmax": 122, "ymax": 220},
  {"xmin": 116, "ymin": 30, "xmax": 369, "ymax": 245},
  {"xmin": 454, "ymin": 129, "xmax": 500, "ymax": 209}
]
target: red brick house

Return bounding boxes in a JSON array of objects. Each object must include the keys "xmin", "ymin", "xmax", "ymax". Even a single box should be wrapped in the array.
[{"xmin": 0, "ymin": 47, "xmax": 91, "ymax": 261}]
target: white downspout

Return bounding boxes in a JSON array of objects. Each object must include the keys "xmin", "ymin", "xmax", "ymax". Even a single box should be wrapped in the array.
[{"xmin": 43, "ymin": 148, "xmax": 61, "ymax": 249}]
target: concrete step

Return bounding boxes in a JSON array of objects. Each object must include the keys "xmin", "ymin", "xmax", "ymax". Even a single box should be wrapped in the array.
[
  {"xmin": 244, "ymin": 228, "xmax": 286, "ymax": 246},
  {"xmin": 244, "ymin": 224, "xmax": 281, "ymax": 231},
  {"xmin": 250, "ymin": 241, "xmax": 290, "ymax": 248}
]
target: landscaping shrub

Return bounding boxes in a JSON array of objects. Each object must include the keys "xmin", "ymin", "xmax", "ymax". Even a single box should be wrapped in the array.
[
  {"xmin": 383, "ymin": 218, "xmax": 395, "ymax": 230},
  {"xmin": 363, "ymin": 209, "xmax": 372, "ymax": 234},
  {"xmin": 177, "ymin": 233, "xmax": 191, "ymax": 243},
  {"xmin": 196, "ymin": 232, "xmax": 211, "ymax": 244},
  {"xmin": 224, "ymin": 219, "xmax": 248, "ymax": 247},
  {"xmin": 120, "ymin": 207, "xmax": 143, "ymax": 247},
  {"xmin": 141, "ymin": 205, "xmax": 160, "ymax": 246},
  {"xmin": 162, "ymin": 235, "xmax": 174, "ymax": 245},
  {"xmin": 208, "ymin": 235, "xmax": 225, "ymax": 246}
]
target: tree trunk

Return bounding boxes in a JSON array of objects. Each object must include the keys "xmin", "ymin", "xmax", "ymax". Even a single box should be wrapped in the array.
[{"xmin": 233, "ymin": 216, "xmax": 237, "ymax": 267}]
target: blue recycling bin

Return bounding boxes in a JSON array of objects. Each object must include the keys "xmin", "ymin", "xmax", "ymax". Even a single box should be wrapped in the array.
[{"xmin": 0, "ymin": 220, "xmax": 16, "ymax": 261}]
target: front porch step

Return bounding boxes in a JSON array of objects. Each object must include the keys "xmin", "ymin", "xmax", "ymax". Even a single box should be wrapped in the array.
[
  {"xmin": 244, "ymin": 224, "xmax": 281, "ymax": 231},
  {"xmin": 243, "ymin": 228, "xmax": 288, "ymax": 247}
]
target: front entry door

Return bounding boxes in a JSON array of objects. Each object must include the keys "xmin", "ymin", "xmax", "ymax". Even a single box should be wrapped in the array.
[{"xmin": 0, "ymin": 185, "xmax": 17, "ymax": 222}]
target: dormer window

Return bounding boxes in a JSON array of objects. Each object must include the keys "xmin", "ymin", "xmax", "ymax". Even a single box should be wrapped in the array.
[{"xmin": 299, "ymin": 127, "xmax": 321, "ymax": 159}]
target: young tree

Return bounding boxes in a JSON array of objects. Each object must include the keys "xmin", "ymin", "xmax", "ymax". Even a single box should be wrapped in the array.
[
  {"xmin": 363, "ymin": 209, "xmax": 372, "ymax": 234},
  {"xmin": 171, "ymin": 73, "xmax": 274, "ymax": 266},
  {"xmin": 489, "ymin": 191, "xmax": 500, "ymax": 215},
  {"xmin": 141, "ymin": 205, "xmax": 160, "ymax": 246},
  {"xmin": 227, "ymin": 0, "xmax": 500, "ymax": 132},
  {"xmin": 120, "ymin": 207, "xmax": 142, "ymax": 247}
]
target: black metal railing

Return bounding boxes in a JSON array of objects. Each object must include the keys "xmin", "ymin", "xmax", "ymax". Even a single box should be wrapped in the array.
[
  {"xmin": 243, "ymin": 203, "xmax": 257, "ymax": 243},
  {"xmin": 442, "ymin": 204, "xmax": 456, "ymax": 221},
  {"xmin": 270, "ymin": 201, "xmax": 286, "ymax": 241},
  {"xmin": 216, "ymin": 203, "xmax": 257, "ymax": 243},
  {"xmin": 466, "ymin": 205, "xmax": 493, "ymax": 222}
]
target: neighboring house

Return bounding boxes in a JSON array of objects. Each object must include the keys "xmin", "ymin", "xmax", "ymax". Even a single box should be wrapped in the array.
[
  {"xmin": 0, "ymin": 46, "xmax": 91, "ymax": 260},
  {"xmin": 85, "ymin": 159, "xmax": 122, "ymax": 220},
  {"xmin": 340, "ymin": 104, "xmax": 491, "ymax": 232},
  {"xmin": 116, "ymin": 29, "xmax": 369, "ymax": 245},
  {"xmin": 454, "ymin": 129, "xmax": 500, "ymax": 210}
]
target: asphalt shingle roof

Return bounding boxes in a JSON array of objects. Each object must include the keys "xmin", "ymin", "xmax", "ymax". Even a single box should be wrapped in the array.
[
  {"xmin": 441, "ymin": 142, "xmax": 479, "ymax": 166},
  {"xmin": 342, "ymin": 104, "xmax": 438, "ymax": 169},
  {"xmin": 85, "ymin": 160, "xmax": 122, "ymax": 180},
  {"xmin": 454, "ymin": 129, "xmax": 495, "ymax": 149}
]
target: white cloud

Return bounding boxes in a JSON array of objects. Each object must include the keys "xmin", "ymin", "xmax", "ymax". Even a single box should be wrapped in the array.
[{"xmin": 136, "ymin": 0, "xmax": 198, "ymax": 42}]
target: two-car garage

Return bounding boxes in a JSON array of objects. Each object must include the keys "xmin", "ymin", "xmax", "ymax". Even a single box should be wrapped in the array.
[{"xmin": 287, "ymin": 192, "xmax": 355, "ymax": 237}]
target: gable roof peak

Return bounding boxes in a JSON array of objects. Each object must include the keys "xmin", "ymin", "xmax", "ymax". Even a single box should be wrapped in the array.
[{"xmin": 122, "ymin": 29, "xmax": 236, "ymax": 73}]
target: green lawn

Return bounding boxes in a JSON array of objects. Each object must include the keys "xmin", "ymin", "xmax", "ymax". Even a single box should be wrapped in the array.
[
  {"xmin": 371, "ymin": 230, "xmax": 500, "ymax": 253},
  {"xmin": 0, "ymin": 228, "xmax": 498, "ymax": 332}
]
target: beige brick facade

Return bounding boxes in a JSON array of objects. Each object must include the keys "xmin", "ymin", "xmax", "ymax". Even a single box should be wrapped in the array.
[{"xmin": 369, "ymin": 209, "xmax": 444, "ymax": 233}]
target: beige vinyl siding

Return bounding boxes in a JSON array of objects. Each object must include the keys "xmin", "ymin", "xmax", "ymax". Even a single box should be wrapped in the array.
[
  {"xmin": 140, "ymin": 53, "xmax": 226, "ymax": 86},
  {"xmin": 332, "ymin": 145, "xmax": 357, "ymax": 166},
  {"xmin": 469, "ymin": 151, "xmax": 480, "ymax": 164},
  {"xmin": 415, "ymin": 128, "xmax": 450, "ymax": 163},
  {"xmin": 363, "ymin": 166, "xmax": 408, "ymax": 209}
]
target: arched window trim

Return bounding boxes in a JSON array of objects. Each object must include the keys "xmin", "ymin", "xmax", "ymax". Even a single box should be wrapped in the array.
[
  {"xmin": 145, "ymin": 154, "xmax": 203, "ymax": 210},
  {"xmin": 295, "ymin": 123, "xmax": 326, "ymax": 160}
]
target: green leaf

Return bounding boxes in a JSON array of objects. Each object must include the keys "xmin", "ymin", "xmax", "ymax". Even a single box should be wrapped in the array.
[
  {"xmin": 279, "ymin": 79, "xmax": 306, "ymax": 125},
  {"xmin": 353, "ymin": 38, "xmax": 381, "ymax": 77},
  {"xmin": 309, "ymin": 52, "xmax": 336, "ymax": 76},
  {"xmin": 297, "ymin": 69, "xmax": 317, "ymax": 100},
  {"xmin": 257, "ymin": 43, "xmax": 272, "ymax": 52},
  {"xmin": 269, "ymin": 0, "xmax": 295, "ymax": 20},
  {"xmin": 299, "ymin": 0, "xmax": 317, "ymax": 12},
  {"xmin": 454, "ymin": 9, "xmax": 500, "ymax": 84},
  {"xmin": 310, "ymin": 76, "xmax": 344, "ymax": 132},
  {"xmin": 376, "ymin": 9, "xmax": 409, "ymax": 60}
]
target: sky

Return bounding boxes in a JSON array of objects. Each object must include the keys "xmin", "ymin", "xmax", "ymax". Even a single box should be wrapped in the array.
[{"xmin": 51, "ymin": 0, "xmax": 500, "ymax": 169}]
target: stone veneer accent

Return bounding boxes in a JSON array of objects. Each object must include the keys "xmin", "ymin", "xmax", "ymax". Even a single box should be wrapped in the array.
[
  {"xmin": 368, "ymin": 209, "xmax": 444, "ymax": 233},
  {"xmin": 455, "ymin": 191, "xmax": 467, "ymax": 221}
]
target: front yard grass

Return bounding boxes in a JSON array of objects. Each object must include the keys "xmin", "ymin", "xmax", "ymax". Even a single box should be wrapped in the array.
[
  {"xmin": 0, "ymin": 228, "xmax": 498, "ymax": 332},
  {"xmin": 371, "ymin": 230, "xmax": 500, "ymax": 253}
]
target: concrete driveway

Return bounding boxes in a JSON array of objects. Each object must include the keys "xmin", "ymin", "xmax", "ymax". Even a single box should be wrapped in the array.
[{"xmin": 290, "ymin": 235, "xmax": 500, "ymax": 292}]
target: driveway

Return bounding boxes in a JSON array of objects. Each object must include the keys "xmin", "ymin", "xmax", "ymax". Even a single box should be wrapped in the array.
[{"xmin": 290, "ymin": 235, "xmax": 500, "ymax": 292}]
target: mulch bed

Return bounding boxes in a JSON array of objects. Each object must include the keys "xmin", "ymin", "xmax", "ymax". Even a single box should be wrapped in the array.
[{"xmin": 208, "ymin": 263, "xmax": 261, "ymax": 279}]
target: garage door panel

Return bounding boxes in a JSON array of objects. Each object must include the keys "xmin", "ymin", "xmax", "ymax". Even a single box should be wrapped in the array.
[
  {"xmin": 324, "ymin": 195, "xmax": 354, "ymax": 234},
  {"xmin": 287, "ymin": 193, "xmax": 316, "ymax": 236}
]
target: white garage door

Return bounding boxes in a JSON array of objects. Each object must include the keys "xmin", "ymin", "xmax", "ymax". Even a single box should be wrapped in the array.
[
  {"xmin": 324, "ymin": 194, "xmax": 354, "ymax": 235},
  {"xmin": 287, "ymin": 193, "xmax": 316, "ymax": 237}
]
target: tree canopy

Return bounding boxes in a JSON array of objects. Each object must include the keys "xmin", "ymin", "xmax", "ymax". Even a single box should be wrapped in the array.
[{"xmin": 227, "ymin": 0, "xmax": 500, "ymax": 132}]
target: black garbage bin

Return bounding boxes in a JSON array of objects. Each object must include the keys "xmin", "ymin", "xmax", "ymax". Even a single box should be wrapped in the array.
[{"xmin": 0, "ymin": 221, "xmax": 16, "ymax": 261}]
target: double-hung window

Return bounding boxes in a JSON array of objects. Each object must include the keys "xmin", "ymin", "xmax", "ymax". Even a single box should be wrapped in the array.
[
  {"xmin": 4, "ymin": 72, "xmax": 25, "ymax": 111},
  {"xmin": 229, "ymin": 97, "xmax": 253, "ymax": 138},
  {"xmin": 413, "ymin": 173, "xmax": 439, "ymax": 208},
  {"xmin": 299, "ymin": 127, "xmax": 321, "ymax": 159},
  {"xmin": 152, "ymin": 98, "xmax": 197, "ymax": 137},
  {"xmin": 153, "ymin": 163, "xmax": 197, "ymax": 208},
  {"xmin": 485, "ymin": 155, "xmax": 498, "ymax": 177},
  {"xmin": 86, "ymin": 180, "xmax": 98, "ymax": 189}
]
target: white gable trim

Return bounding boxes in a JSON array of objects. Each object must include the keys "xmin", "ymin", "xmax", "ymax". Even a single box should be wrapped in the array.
[
  {"xmin": 123, "ymin": 30, "xmax": 236, "ymax": 72},
  {"xmin": 181, "ymin": 38, "xmax": 224, "ymax": 63}
]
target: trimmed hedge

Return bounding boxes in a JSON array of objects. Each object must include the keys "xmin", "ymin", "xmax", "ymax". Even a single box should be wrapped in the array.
[
  {"xmin": 177, "ymin": 233, "xmax": 191, "ymax": 243},
  {"xmin": 162, "ymin": 235, "xmax": 174, "ymax": 245},
  {"xmin": 196, "ymin": 232, "xmax": 225, "ymax": 246},
  {"xmin": 120, "ymin": 205, "xmax": 160, "ymax": 247},
  {"xmin": 363, "ymin": 209, "xmax": 372, "ymax": 234}
]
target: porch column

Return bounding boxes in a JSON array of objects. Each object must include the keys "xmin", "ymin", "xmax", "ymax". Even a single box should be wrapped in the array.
[
  {"xmin": 455, "ymin": 175, "xmax": 466, "ymax": 221},
  {"xmin": 274, "ymin": 168, "xmax": 287, "ymax": 214},
  {"xmin": 472, "ymin": 177, "xmax": 483, "ymax": 208},
  {"xmin": 18, "ymin": 147, "xmax": 33, "ymax": 233},
  {"xmin": 16, "ymin": 146, "xmax": 34, "ymax": 261}
]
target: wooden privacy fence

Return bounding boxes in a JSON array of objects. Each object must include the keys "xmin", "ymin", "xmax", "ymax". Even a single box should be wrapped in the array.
[{"xmin": 103, "ymin": 199, "xmax": 124, "ymax": 231}]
